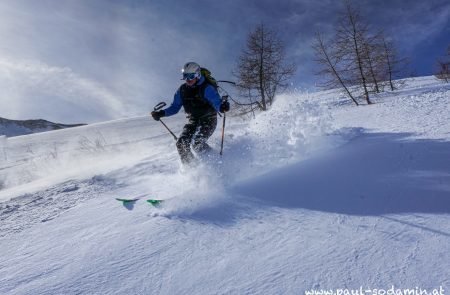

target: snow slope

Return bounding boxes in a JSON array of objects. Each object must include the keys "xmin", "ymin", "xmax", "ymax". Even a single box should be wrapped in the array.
[{"xmin": 1, "ymin": 76, "xmax": 449, "ymax": 294}]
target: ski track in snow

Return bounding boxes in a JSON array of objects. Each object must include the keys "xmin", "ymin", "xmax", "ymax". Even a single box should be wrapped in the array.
[
  {"xmin": 1, "ymin": 76, "xmax": 449, "ymax": 294},
  {"xmin": 0, "ymin": 175, "xmax": 121, "ymax": 238}
]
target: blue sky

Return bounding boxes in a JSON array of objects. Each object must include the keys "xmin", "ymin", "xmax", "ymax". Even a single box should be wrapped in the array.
[{"xmin": 0, "ymin": 0, "xmax": 448, "ymax": 123}]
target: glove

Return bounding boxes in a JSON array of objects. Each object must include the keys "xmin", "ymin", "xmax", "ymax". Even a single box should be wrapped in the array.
[
  {"xmin": 220, "ymin": 101, "xmax": 230, "ymax": 113},
  {"xmin": 151, "ymin": 110, "xmax": 165, "ymax": 121}
]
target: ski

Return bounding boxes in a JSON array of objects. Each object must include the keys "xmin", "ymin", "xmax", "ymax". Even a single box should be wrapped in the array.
[
  {"xmin": 115, "ymin": 198, "xmax": 140, "ymax": 203},
  {"xmin": 146, "ymin": 199, "xmax": 164, "ymax": 207},
  {"xmin": 115, "ymin": 197, "xmax": 165, "ymax": 208}
]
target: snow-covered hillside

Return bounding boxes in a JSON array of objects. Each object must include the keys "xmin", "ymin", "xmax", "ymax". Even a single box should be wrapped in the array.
[
  {"xmin": 1, "ymin": 76, "xmax": 449, "ymax": 294},
  {"xmin": 0, "ymin": 117, "xmax": 85, "ymax": 137}
]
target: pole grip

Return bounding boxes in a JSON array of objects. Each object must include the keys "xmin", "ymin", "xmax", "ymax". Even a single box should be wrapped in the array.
[{"xmin": 154, "ymin": 102, "xmax": 166, "ymax": 111}]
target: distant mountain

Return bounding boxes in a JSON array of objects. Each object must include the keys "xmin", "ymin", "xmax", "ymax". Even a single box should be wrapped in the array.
[{"xmin": 0, "ymin": 117, "xmax": 85, "ymax": 137}]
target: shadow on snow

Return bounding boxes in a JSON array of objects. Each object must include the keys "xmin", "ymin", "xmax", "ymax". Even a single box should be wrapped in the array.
[{"xmin": 231, "ymin": 131, "xmax": 450, "ymax": 216}]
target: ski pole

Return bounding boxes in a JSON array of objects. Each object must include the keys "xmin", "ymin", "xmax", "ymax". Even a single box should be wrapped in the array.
[
  {"xmin": 217, "ymin": 80, "xmax": 236, "ymax": 86},
  {"xmin": 220, "ymin": 112, "xmax": 226, "ymax": 156},
  {"xmin": 219, "ymin": 96, "xmax": 228, "ymax": 156},
  {"xmin": 159, "ymin": 119, "xmax": 177, "ymax": 141},
  {"xmin": 153, "ymin": 102, "xmax": 178, "ymax": 141}
]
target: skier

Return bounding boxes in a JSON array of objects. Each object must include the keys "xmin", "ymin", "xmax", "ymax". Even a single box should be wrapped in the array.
[{"xmin": 151, "ymin": 62, "xmax": 230, "ymax": 164}]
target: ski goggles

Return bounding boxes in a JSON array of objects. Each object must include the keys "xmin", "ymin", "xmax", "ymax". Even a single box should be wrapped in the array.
[{"xmin": 182, "ymin": 72, "xmax": 199, "ymax": 81}]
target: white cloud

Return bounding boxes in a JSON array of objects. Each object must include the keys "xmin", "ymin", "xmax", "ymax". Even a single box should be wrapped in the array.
[
  {"xmin": 0, "ymin": 1, "xmax": 235, "ymax": 123},
  {"xmin": 0, "ymin": 57, "xmax": 126, "ymax": 123}
]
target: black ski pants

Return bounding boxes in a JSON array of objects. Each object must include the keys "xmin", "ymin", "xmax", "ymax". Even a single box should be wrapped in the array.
[{"xmin": 176, "ymin": 115, "xmax": 217, "ymax": 164}]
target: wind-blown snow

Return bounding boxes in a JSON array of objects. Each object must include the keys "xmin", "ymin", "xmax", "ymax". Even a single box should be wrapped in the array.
[{"xmin": 0, "ymin": 76, "xmax": 449, "ymax": 294}]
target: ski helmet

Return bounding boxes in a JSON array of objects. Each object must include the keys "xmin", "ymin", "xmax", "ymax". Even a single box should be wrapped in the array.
[{"xmin": 181, "ymin": 62, "xmax": 201, "ymax": 81}]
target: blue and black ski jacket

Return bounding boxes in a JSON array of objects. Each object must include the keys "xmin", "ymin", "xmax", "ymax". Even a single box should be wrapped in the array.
[{"xmin": 164, "ymin": 76, "xmax": 221, "ymax": 118}]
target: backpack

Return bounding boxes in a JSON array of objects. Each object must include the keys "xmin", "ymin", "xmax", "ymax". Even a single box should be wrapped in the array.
[{"xmin": 200, "ymin": 67, "xmax": 218, "ymax": 89}]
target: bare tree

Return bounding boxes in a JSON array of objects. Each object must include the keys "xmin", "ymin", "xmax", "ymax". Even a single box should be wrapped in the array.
[
  {"xmin": 234, "ymin": 24, "xmax": 296, "ymax": 111},
  {"xmin": 313, "ymin": 1, "xmax": 378, "ymax": 105},
  {"xmin": 434, "ymin": 45, "xmax": 450, "ymax": 83},
  {"xmin": 334, "ymin": 0, "xmax": 373, "ymax": 104},
  {"xmin": 362, "ymin": 32, "xmax": 396, "ymax": 94},
  {"xmin": 313, "ymin": 0, "xmax": 410, "ymax": 104},
  {"xmin": 313, "ymin": 32, "xmax": 359, "ymax": 105},
  {"xmin": 379, "ymin": 34, "xmax": 408, "ymax": 90}
]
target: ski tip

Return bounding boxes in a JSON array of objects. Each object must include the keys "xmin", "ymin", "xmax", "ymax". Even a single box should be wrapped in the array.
[{"xmin": 146, "ymin": 199, "xmax": 164, "ymax": 207}]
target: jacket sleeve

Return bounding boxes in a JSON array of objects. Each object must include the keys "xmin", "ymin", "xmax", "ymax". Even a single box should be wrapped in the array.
[
  {"xmin": 203, "ymin": 85, "xmax": 222, "ymax": 113},
  {"xmin": 163, "ymin": 88, "xmax": 183, "ymax": 116}
]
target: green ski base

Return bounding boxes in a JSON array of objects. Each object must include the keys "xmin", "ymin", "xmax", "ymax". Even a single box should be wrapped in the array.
[
  {"xmin": 116, "ymin": 198, "xmax": 164, "ymax": 207},
  {"xmin": 147, "ymin": 199, "xmax": 164, "ymax": 207}
]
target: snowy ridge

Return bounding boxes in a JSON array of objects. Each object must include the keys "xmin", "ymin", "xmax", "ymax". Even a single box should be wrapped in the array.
[
  {"xmin": 0, "ymin": 76, "xmax": 449, "ymax": 294},
  {"xmin": 0, "ymin": 117, "xmax": 85, "ymax": 137}
]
